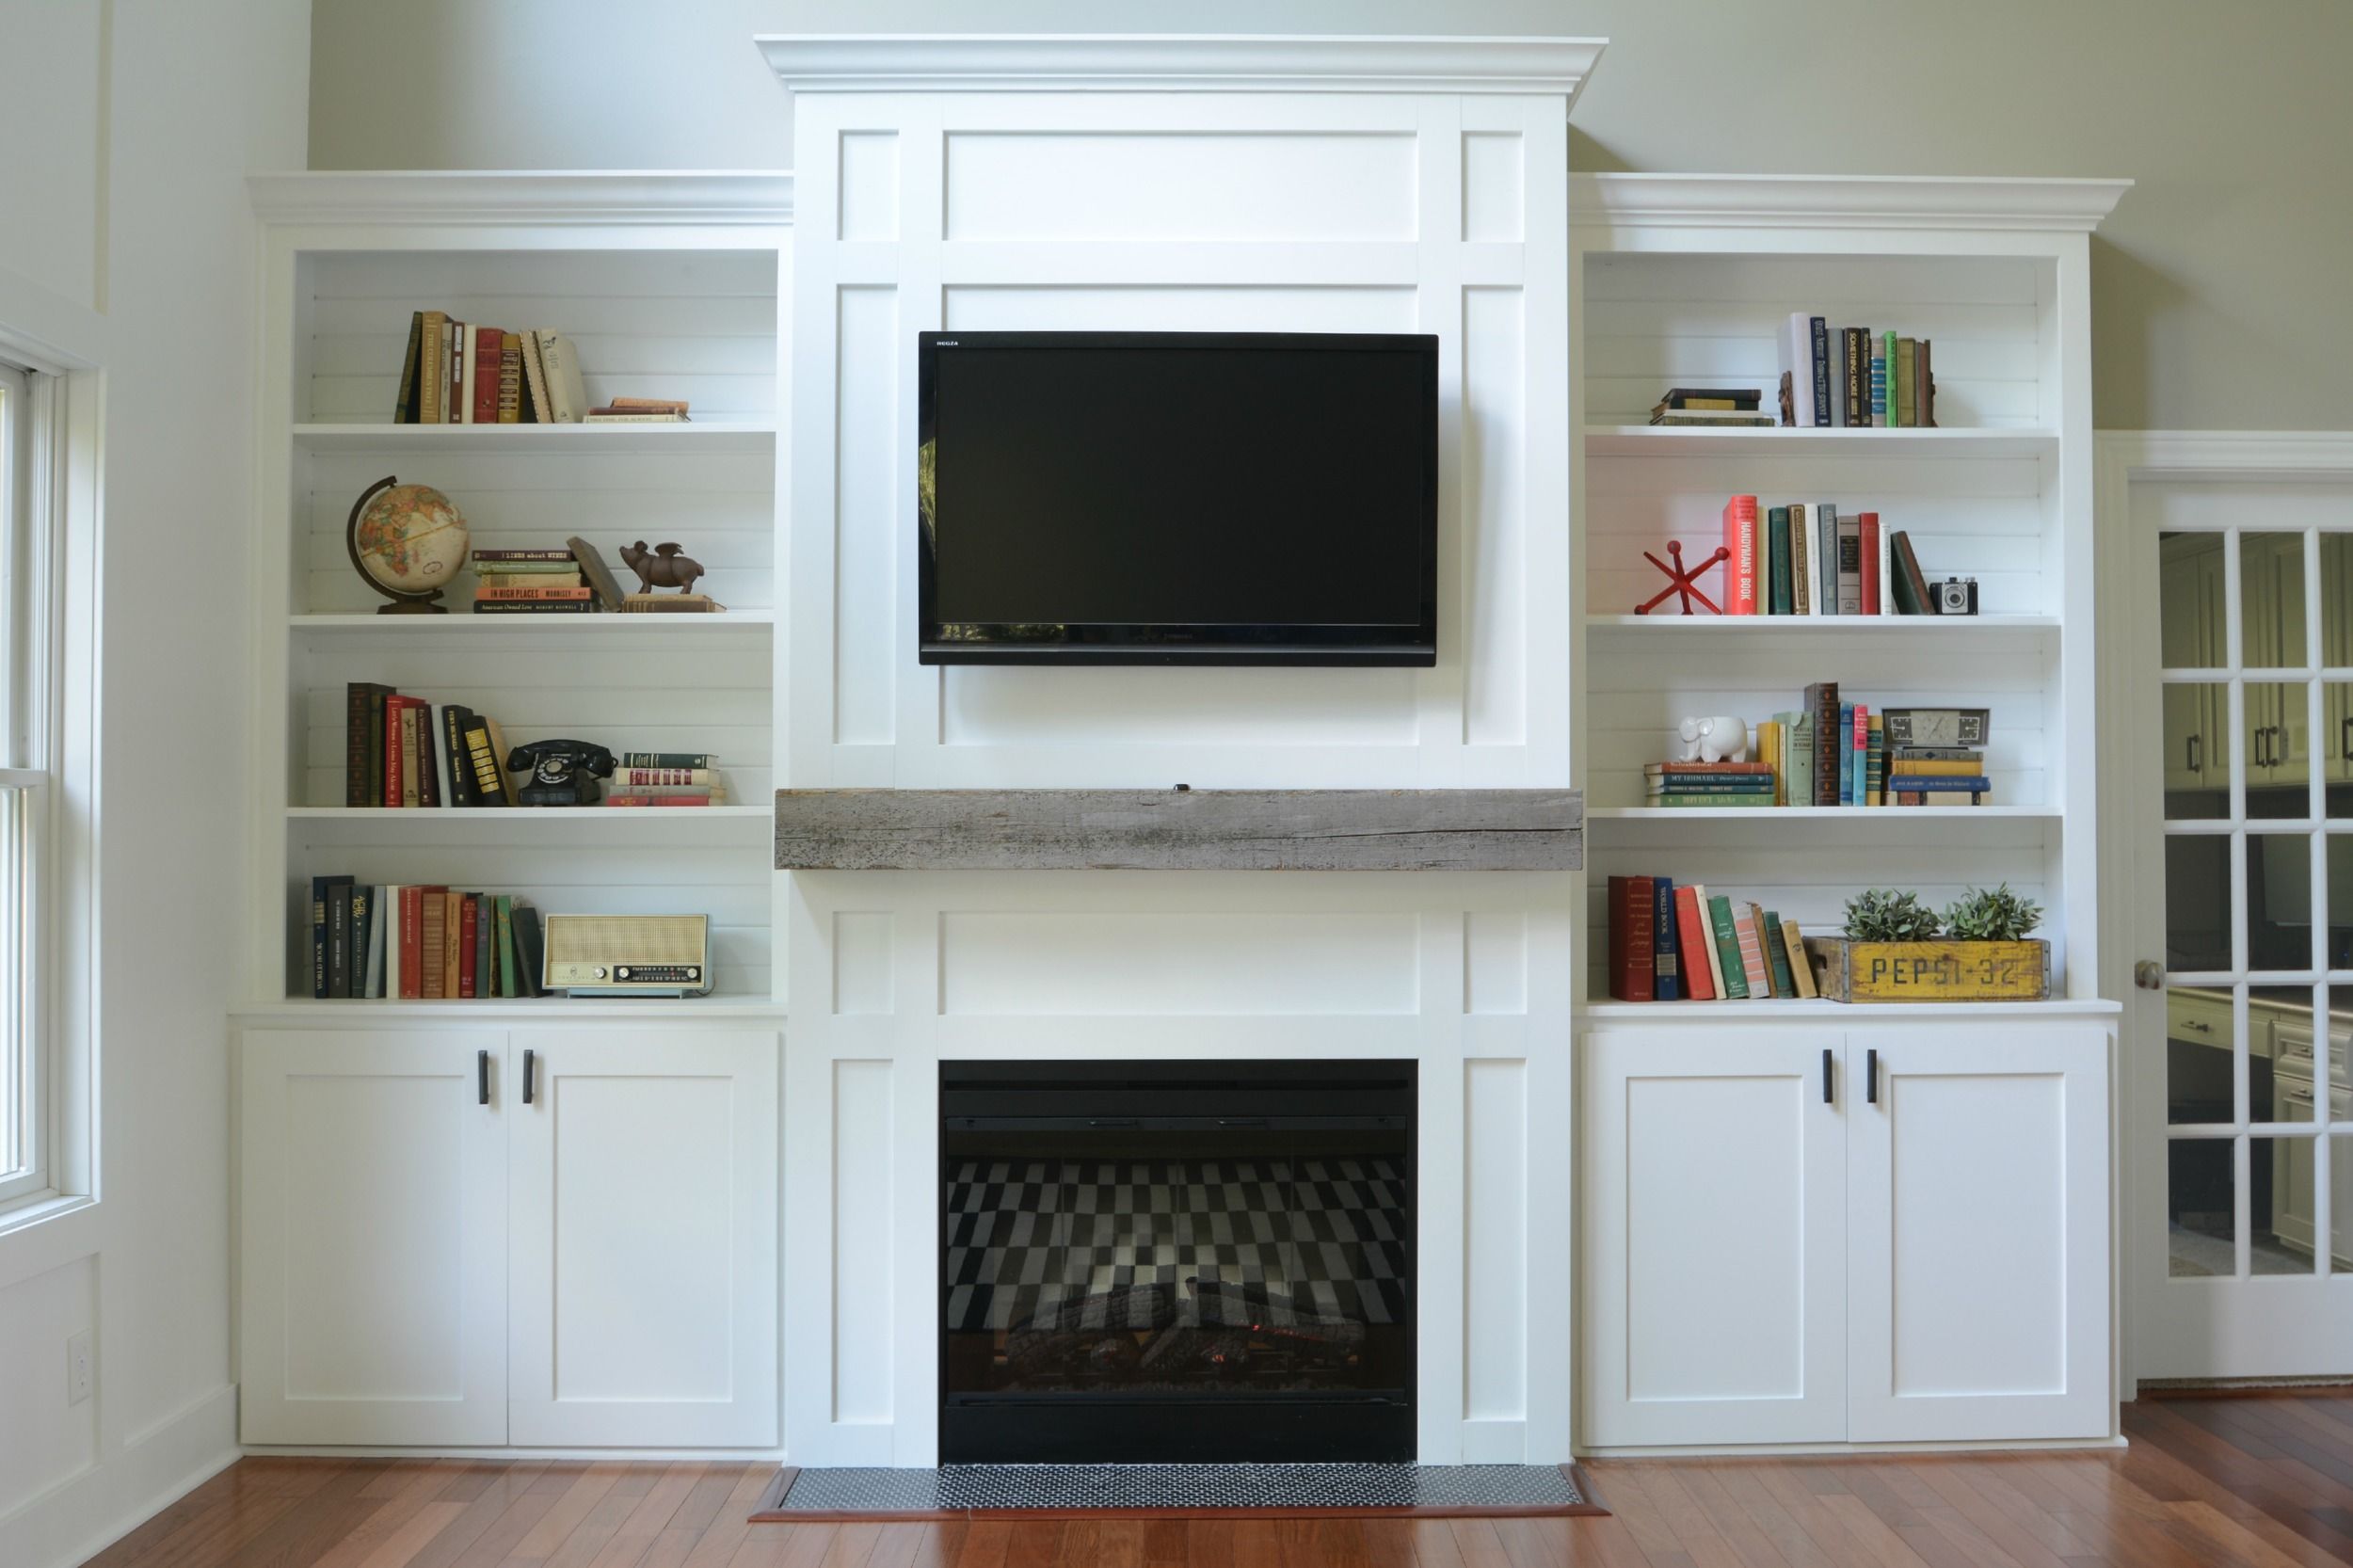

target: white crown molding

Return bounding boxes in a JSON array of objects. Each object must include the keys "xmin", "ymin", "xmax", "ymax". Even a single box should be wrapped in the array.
[
  {"xmin": 1571, "ymin": 172, "xmax": 2130, "ymax": 232},
  {"xmin": 754, "ymin": 34, "xmax": 1607, "ymax": 109},
  {"xmin": 2097, "ymin": 428, "xmax": 2353, "ymax": 480},
  {"xmin": 248, "ymin": 171, "xmax": 795, "ymax": 227}
]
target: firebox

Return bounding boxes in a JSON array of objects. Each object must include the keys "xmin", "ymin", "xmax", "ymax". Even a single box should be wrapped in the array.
[{"xmin": 939, "ymin": 1060, "xmax": 1417, "ymax": 1464}]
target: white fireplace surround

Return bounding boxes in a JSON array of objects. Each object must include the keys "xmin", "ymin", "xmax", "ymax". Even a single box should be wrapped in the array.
[{"xmin": 764, "ymin": 33, "xmax": 1590, "ymax": 1465}]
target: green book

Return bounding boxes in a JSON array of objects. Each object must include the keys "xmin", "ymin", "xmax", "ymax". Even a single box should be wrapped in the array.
[
  {"xmin": 1883, "ymin": 330, "xmax": 1898, "ymax": 427},
  {"xmin": 1762, "ymin": 909, "xmax": 1799, "ymax": 997},
  {"xmin": 494, "ymin": 895, "xmax": 519, "ymax": 999},
  {"xmin": 1706, "ymin": 896, "xmax": 1751, "ymax": 999},
  {"xmin": 1768, "ymin": 506, "xmax": 1794, "ymax": 616},
  {"xmin": 1648, "ymin": 794, "xmax": 1774, "ymax": 808}
]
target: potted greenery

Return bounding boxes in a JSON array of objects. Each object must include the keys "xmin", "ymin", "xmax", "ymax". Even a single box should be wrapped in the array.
[{"xmin": 1803, "ymin": 884, "xmax": 2050, "ymax": 1001}]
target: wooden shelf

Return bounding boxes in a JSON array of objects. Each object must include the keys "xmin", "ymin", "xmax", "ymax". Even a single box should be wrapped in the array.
[
  {"xmin": 1582, "ymin": 997, "xmax": 2121, "ymax": 1022},
  {"xmin": 1587, "ymin": 613, "xmax": 2058, "ymax": 634},
  {"xmin": 1582, "ymin": 424, "xmax": 2057, "ymax": 460},
  {"xmin": 1590, "ymin": 805, "xmax": 2059, "ymax": 823},
  {"xmin": 235, "ymin": 997, "xmax": 789, "ymax": 1023},
  {"xmin": 289, "ymin": 611, "xmax": 775, "ymax": 632},
  {"xmin": 291, "ymin": 421, "xmax": 776, "ymax": 455},
  {"xmin": 288, "ymin": 806, "xmax": 767, "ymax": 822}
]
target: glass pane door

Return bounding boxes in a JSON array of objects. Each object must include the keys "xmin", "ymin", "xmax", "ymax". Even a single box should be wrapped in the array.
[{"xmin": 2145, "ymin": 511, "xmax": 2353, "ymax": 1375}]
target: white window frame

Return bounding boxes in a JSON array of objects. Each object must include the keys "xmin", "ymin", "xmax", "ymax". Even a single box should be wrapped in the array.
[
  {"xmin": 0, "ymin": 334, "xmax": 97, "ymax": 1232},
  {"xmin": 0, "ymin": 359, "xmax": 46, "ymax": 1208}
]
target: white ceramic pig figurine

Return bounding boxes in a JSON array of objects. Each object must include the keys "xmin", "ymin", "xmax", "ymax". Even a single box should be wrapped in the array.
[{"xmin": 1674, "ymin": 715, "xmax": 1751, "ymax": 764}]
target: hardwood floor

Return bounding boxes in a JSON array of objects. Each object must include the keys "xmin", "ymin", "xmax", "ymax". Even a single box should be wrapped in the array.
[{"xmin": 78, "ymin": 1392, "xmax": 2353, "ymax": 1568}]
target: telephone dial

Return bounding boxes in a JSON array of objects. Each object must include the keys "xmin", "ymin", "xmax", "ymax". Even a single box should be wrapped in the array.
[{"xmin": 506, "ymin": 740, "xmax": 617, "ymax": 807}]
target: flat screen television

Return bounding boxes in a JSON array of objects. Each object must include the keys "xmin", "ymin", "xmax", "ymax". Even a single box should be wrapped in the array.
[{"xmin": 917, "ymin": 330, "xmax": 1439, "ymax": 665}]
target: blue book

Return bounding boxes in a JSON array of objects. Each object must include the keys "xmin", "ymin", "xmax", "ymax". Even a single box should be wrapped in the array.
[
  {"xmin": 1837, "ymin": 704, "xmax": 1855, "ymax": 805},
  {"xmin": 1653, "ymin": 877, "xmax": 1681, "ymax": 1000}
]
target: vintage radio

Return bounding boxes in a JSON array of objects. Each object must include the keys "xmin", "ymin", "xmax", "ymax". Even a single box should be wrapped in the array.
[{"xmin": 542, "ymin": 914, "xmax": 712, "ymax": 997}]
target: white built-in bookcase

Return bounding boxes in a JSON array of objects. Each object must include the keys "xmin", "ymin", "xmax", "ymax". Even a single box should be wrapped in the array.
[
  {"xmin": 1569, "ymin": 175, "xmax": 2128, "ymax": 1012},
  {"xmin": 245, "ymin": 173, "xmax": 792, "ymax": 1010}
]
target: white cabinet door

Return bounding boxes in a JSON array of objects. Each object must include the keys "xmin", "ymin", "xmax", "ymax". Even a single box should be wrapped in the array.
[
  {"xmin": 238, "ymin": 1031, "xmax": 508, "ymax": 1446},
  {"xmin": 1846, "ymin": 1026, "xmax": 2110, "ymax": 1442},
  {"xmin": 506, "ymin": 1031, "xmax": 779, "ymax": 1447},
  {"xmin": 1581, "ymin": 1032, "xmax": 1847, "ymax": 1447}
]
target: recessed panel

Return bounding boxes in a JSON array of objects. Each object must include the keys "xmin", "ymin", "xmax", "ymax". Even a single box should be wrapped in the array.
[
  {"xmin": 833, "ymin": 912, "xmax": 895, "ymax": 1014},
  {"xmin": 939, "ymin": 912, "xmax": 1420, "ymax": 1016},
  {"xmin": 551, "ymin": 1075, "xmax": 734, "ymax": 1401},
  {"xmin": 1464, "ymin": 1060, "xmax": 1528, "ymax": 1420},
  {"xmin": 1463, "ymin": 287, "xmax": 1527, "ymax": 745},
  {"xmin": 945, "ymin": 132, "xmax": 1418, "ymax": 242},
  {"xmin": 834, "ymin": 1060, "xmax": 895, "ymax": 1423},
  {"xmin": 283, "ymin": 1074, "xmax": 467, "ymax": 1400},
  {"xmin": 1891, "ymin": 1073, "xmax": 2065, "ymax": 1394},
  {"xmin": 1464, "ymin": 912, "xmax": 1529, "ymax": 1015},
  {"xmin": 1462, "ymin": 133, "xmax": 1524, "ymax": 243},
  {"xmin": 942, "ymin": 285, "xmax": 1418, "ymax": 336},
  {"xmin": 1625, "ymin": 1074, "xmax": 1807, "ymax": 1401},
  {"xmin": 835, "ymin": 286, "xmax": 899, "ymax": 745},
  {"xmin": 942, "ymin": 664, "xmax": 1418, "ymax": 750},
  {"xmin": 839, "ymin": 132, "xmax": 900, "ymax": 241}
]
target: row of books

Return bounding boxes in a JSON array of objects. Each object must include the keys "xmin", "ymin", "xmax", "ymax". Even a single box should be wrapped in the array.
[
  {"xmin": 341, "ymin": 685, "xmax": 726, "ymax": 808},
  {"xmin": 307, "ymin": 879, "xmax": 546, "ymax": 1000},
  {"xmin": 1782, "ymin": 316, "xmax": 1937, "ymax": 428},
  {"xmin": 391, "ymin": 310, "xmax": 691, "ymax": 424},
  {"xmin": 1719, "ymin": 495, "xmax": 1940, "ymax": 616},
  {"xmin": 1606, "ymin": 876, "xmax": 1819, "ymax": 1002},
  {"xmin": 1648, "ymin": 697, "xmax": 1992, "ymax": 809}
]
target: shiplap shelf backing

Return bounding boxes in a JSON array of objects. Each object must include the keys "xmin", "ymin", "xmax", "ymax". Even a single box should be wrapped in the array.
[
  {"xmin": 1569, "ymin": 171, "xmax": 2125, "ymax": 1005},
  {"xmin": 247, "ymin": 172, "xmax": 791, "ymax": 1005},
  {"xmin": 775, "ymin": 789, "xmax": 1582, "ymax": 872}
]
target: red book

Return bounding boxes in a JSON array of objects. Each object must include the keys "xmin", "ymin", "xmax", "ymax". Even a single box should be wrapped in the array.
[
  {"xmin": 1853, "ymin": 703, "xmax": 1870, "ymax": 804},
  {"xmin": 1721, "ymin": 494, "xmax": 1759, "ymax": 614},
  {"xmin": 1673, "ymin": 886, "xmax": 1716, "ymax": 1000},
  {"xmin": 397, "ymin": 886, "xmax": 424, "ymax": 999},
  {"xmin": 604, "ymin": 794, "xmax": 717, "ymax": 807},
  {"xmin": 472, "ymin": 325, "xmax": 502, "ymax": 424},
  {"xmin": 383, "ymin": 696, "xmax": 405, "ymax": 808},
  {"xmin": 458, "ymin": 895, "xmax": 479, "ymax": 998},
  {"xmin": 1859, "ymin": 511, "xmax": 1881, "ymax": 616},
  {"xmin": 1607, "ymin": 875, "xmax": 1656, "ymax": 1001}
]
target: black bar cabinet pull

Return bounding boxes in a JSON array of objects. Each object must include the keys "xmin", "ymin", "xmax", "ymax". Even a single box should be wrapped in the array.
[
  {"xmin": 2342, "ymin": 714, "xmax": 2353, "ymax": 761},
  {"xmin": 1866, "ymin": 1048, "xmax": 1880, "ymax": 1105},
  {"xmin": 522, "ymin": 1049, "xmax": 536, "ymax": 1105},
  {"xmin": 476, "ymin": 1049, "xmax": 489, "ymax": 1106},
  {"xmin": 1821, "ymin": 1048, "xmax": 1833, "ymax": 1105}
]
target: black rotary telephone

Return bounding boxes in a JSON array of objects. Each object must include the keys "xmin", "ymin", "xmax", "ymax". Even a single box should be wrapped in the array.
[{"xmin": 506, "ymin": 740, "xmax": 617, "ymax": 807}]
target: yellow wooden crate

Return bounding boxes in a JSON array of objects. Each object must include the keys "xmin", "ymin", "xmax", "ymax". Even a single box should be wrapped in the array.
[{"xmin": 1802, "ymin": 937, "xmax": 2050, "ymax": 1002}]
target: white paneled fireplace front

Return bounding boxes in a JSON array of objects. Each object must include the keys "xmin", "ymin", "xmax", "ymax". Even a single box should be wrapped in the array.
[{"xmin": 784, "ymin": 872, "xmax": 1575, "ymax": 1466}]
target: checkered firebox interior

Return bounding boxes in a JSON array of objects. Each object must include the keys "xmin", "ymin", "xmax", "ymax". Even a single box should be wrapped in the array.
[{"xmin": 942, "ymin": 1157, "xmax": 1410, "ymax": 1337}]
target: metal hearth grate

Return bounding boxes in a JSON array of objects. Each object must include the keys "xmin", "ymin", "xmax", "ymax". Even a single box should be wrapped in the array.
[{"xmin": 749, "ymin": 1463, "xmax": 1605, "ymax": 1520}]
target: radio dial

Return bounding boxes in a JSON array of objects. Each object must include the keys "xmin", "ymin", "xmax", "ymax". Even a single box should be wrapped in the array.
[
  {"xmin": 592, "ymin": 966, "xmax": 608, "ymax": 980},
  {"xmin": 687, "ymin": 967, "xmax": 700, "ymax": 982},
  {"xmin": 616, "ymin": 967, "xmax": 632, "ymax": 980}
]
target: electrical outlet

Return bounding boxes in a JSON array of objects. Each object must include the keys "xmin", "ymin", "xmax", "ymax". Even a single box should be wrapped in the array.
[{"xmin": 67, "ymin": 1329, "xmax": 91, "ymax": 1405}]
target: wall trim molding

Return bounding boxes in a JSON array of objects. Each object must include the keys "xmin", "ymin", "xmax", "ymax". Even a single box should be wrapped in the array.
[
  {"xmin": 755, "ymin": 34, "xmax": 1607, "ymax": 107},
  {"xmin": 0, "ymin": 1383, "xmax": 236, "ymax": 1568},
  {"xmin": 248, "ymin": 171, "xmax": 795, "ymax": 227},
  {"xmin": 1572, "ymin": 172, "xmax": 2131, "ymax": 232}
]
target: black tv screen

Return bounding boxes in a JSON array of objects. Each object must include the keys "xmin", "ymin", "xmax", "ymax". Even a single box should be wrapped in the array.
[{"xmin": 918, "ymin": 331, "xmax": 1438, "ymax": 665}]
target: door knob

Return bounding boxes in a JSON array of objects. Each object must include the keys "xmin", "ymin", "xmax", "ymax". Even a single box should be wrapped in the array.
[{"xmin": 2135, "ymin": 959, "xmax": 2166, "ymax": 991}]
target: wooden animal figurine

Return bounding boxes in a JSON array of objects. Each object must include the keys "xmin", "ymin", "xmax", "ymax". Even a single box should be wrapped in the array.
[
  {"xmin": 1675, "ymin": 716, "xmax": 1751, "ymax": 764},
  {"xmin": 618, "ymin": 541, "xmax": 705, "ymax": 595}
]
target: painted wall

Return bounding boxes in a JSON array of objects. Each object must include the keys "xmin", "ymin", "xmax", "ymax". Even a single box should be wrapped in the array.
[
  {"xmin": 0, "ymin": 2, "xmax": 310, "ymax": 1564},
  {"xmin": 302, "ymin": 0, "xmax": 2353, "ymax": 431}
]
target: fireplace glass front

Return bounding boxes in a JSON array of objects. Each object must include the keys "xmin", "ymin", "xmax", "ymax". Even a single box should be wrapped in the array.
[{"xmin": 940, "ymin": 1060, "xmax": 1416, "ymax": 1463}]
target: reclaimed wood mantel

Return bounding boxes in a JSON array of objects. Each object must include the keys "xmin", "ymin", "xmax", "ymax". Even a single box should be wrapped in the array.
[{"xmin": 774, "ymin": 789, "xmax": 1581, "ymax": 872}]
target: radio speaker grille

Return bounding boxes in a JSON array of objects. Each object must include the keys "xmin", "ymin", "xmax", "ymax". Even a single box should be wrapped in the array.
[{"xmin": 546, "ymin": 915, "xmax": 707, "ymax": 967}]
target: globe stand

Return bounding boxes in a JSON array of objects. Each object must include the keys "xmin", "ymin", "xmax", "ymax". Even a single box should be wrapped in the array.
[{"xmin": 346, "ymin": 474, "xmax": 457, "ymax": 615}]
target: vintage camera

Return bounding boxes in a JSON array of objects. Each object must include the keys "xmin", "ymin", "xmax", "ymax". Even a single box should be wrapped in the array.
[{"xmin": 1936, "ymin": 576, "xmax": 1979, "ymax": 616}]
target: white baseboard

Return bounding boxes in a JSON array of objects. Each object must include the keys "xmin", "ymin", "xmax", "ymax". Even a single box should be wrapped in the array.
[{"xmin": 0, "ymin": 1384, "xmax": 238, "ymax": 1568}]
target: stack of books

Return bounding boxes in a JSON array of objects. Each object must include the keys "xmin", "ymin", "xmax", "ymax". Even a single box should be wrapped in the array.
[
  {"xmin": 1779, "ymin": 313, "xmax": 1937, "ymax": 428},
  {"xmin": 1642, "ymin": 760, "xmax": 1774, "ymax": 808},
  {"xmin": 606, "ymin": 754, "xmax": 728, "ymax": 808},
  {"xmin": 584, "ymin": 397, "xmax": 691, "ymax": 424},
  {"xmin": 1730, "ymin": 683, "xmax": 1993, "ymax": 808},
  {"xmin": 1647, "ymin": 387, "xmax": 1773, "ymax": 428},
  {"xmin": 1716, "ymin": 494, "xmax": 1940, "ymax": 616},
  {"xmin": 472, "ymin": 548, "xmax": 594, "ymax": 615},
  {"xmin": 1606, "ymin": 875, "xmax": 1818, "ymax": 1002},
  {"xmin": 307, "ymin": 878, "xmax": 545, "ymax": 1000}
]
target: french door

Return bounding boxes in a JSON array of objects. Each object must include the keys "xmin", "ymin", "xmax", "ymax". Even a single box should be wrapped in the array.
[{"xmin": 2132, "ymin": 464, "xmax": 2353, "ymax": 1378}]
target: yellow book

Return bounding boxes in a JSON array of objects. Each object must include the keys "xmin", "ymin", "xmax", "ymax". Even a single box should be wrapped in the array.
[{"xmin": 1889, "ymin": 759, "xmax": 1986, "ymax": 776}]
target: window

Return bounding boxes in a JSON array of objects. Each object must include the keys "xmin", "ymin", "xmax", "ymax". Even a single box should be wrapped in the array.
[{"xmin": 0, "ymin": 358, "xmax": 54, "ymax": 1209}]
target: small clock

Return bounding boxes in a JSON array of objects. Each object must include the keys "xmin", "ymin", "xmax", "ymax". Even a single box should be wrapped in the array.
[{"xmin": 1882, "ymin": 707, "xmax": 1989, "ymax": 747}]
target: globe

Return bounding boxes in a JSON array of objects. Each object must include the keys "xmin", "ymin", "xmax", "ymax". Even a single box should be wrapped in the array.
[{"xmin": 348, "ymin": 479, "xmax": 470, "ymax": 609}]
